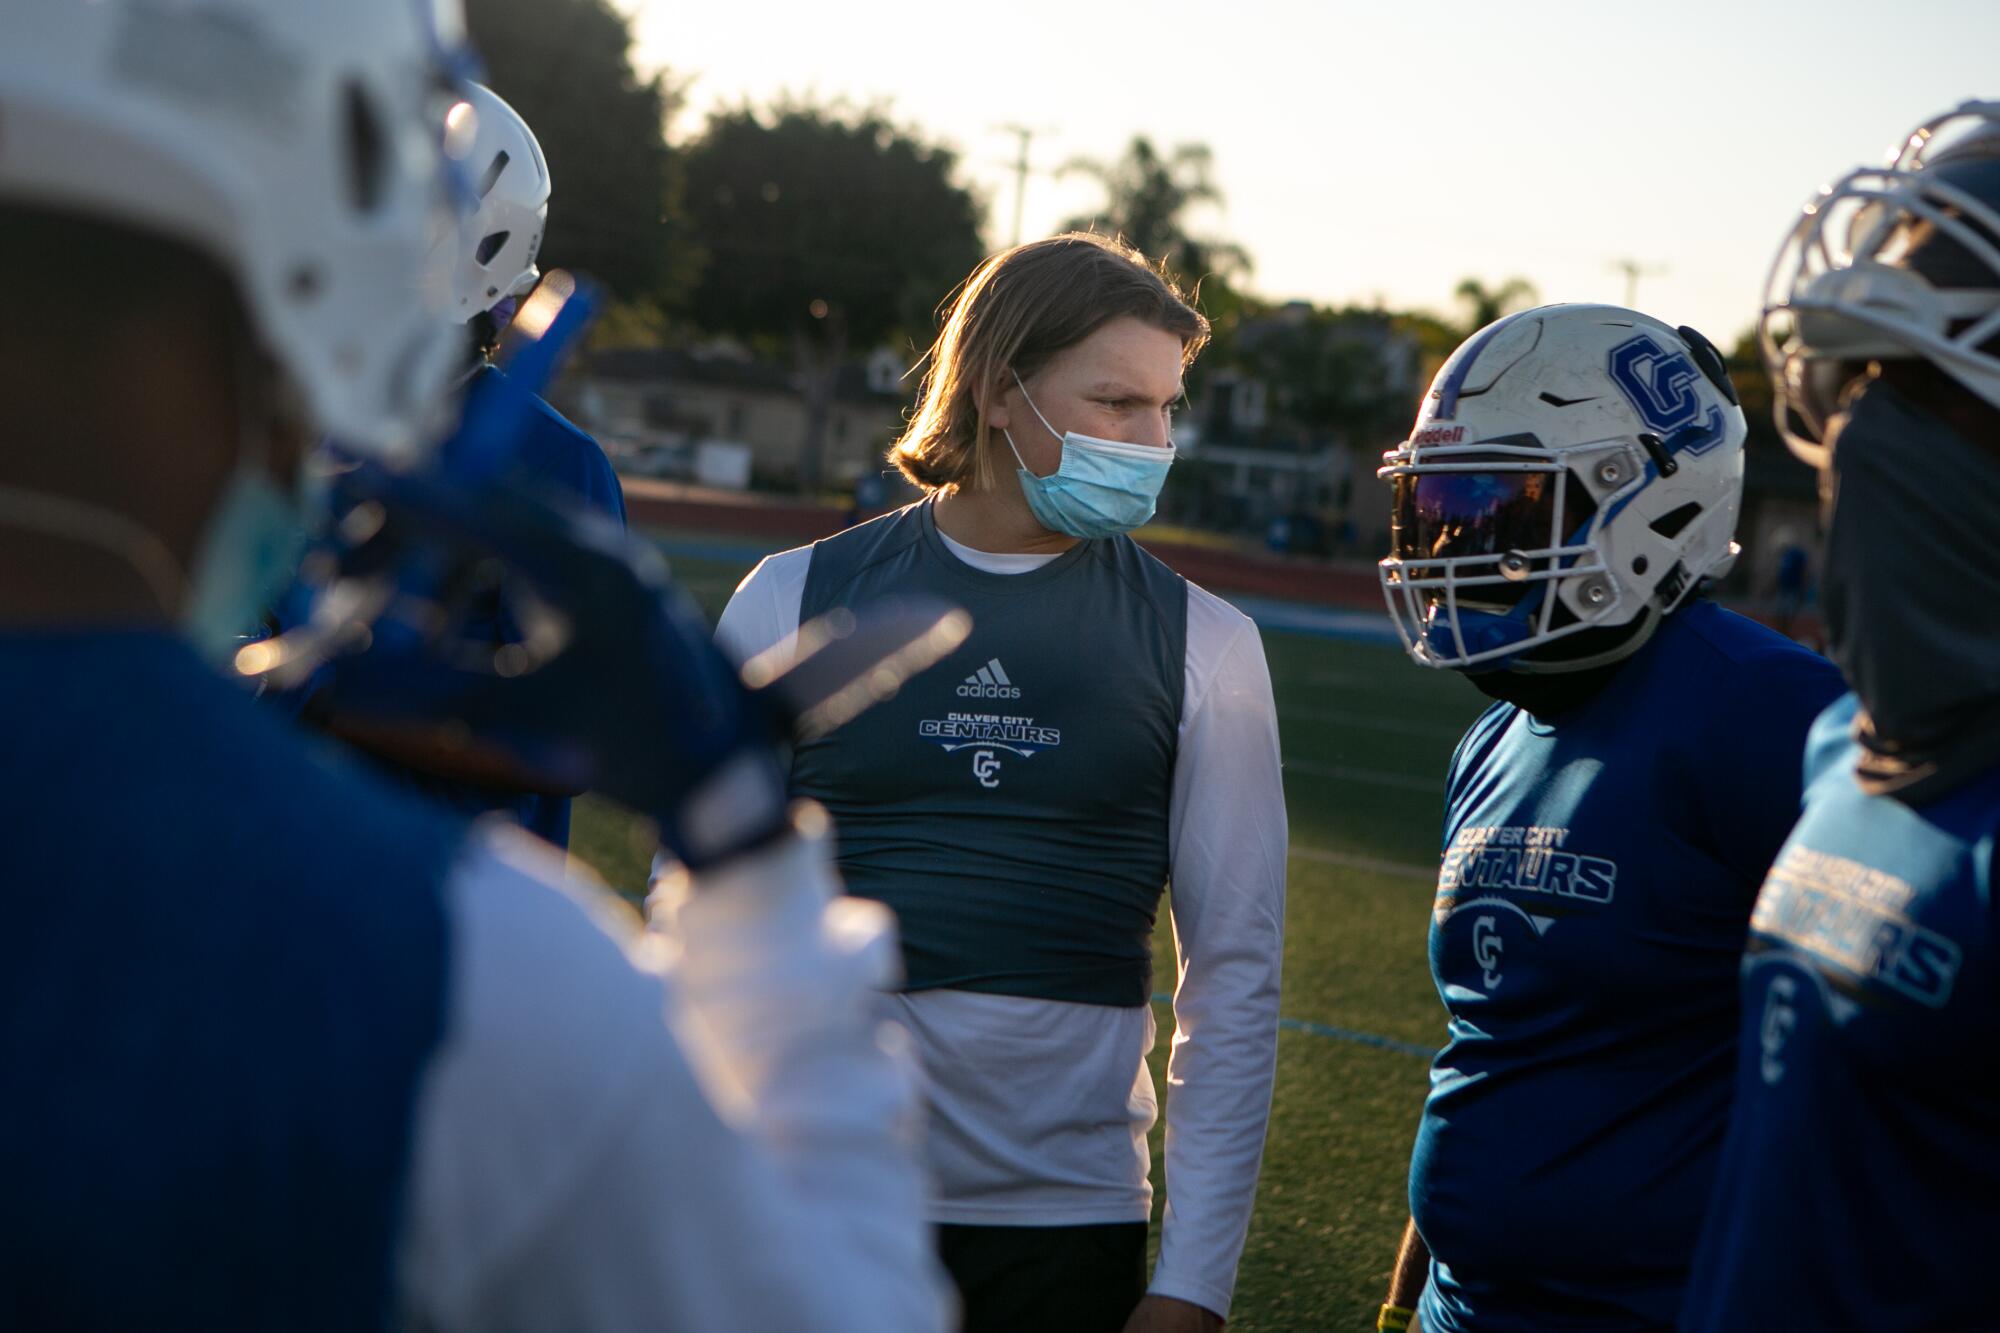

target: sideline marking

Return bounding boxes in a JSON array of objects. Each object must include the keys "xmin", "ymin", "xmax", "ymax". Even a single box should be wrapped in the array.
[
  {"xmin": 1278, "ymin": 1016, "xmax": 1435, "ymax": 1059},
  {"xmin": 1149, "ymin": 993, "xmax": 1434, "ymax": 1061},
  {"xmin": 1223, "ymin": 594, "xmax": 1404, "ymax": 647}
]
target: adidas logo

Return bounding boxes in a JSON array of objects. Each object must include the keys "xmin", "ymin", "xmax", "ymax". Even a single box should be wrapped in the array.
[{"xmin": 956, "ymin": 657, "xmax": 1022, "ymax": 699}]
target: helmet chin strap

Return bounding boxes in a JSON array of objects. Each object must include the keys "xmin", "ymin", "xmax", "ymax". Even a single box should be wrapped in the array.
[{"xmin": 0, "ymin": 482, "xmax": 187, "ymax": 616}]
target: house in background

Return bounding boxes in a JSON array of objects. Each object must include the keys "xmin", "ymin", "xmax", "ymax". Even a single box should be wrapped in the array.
[
  {"xmin": 559, "ymin": 312, "xmax": 1452, "ymax": 562},
  {"xmin": 559, "ymin": 345, "xmax": 914, "ymax": 491},
  {"xmin": 1169, "ymin": 305, "xmax": 1427, "ymax": 555}
]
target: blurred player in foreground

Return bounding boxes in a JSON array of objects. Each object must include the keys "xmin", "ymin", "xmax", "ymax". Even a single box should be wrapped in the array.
[
  {"xmin": 283, "ymin": 81, "xmax": 625, "ymax": 850},
  {"xmin": 0, "ymin": 3, "xmax": 946, "ymax": 1328},
  {"xmin": 1374, "ymin": 305, "xmax": 1843, "ymax": 1332},
  {"xmin": 1681, "ymin": 100, "xmax": 2000, "ymax": 1332},
  {"xmin": 717, "ymin": 233, "xmax": 1286, "ymax": 1333}
]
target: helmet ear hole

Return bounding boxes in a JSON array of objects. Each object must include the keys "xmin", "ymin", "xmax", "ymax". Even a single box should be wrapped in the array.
[
  {"xmin": 1649, "ymin": 502, "xmax": 1702, "ymax": 540},
  {"xmin": 340, "ymin": 81, "xmax": 388, "ymax": 215},
  {"xmin": 474, "ymin": 231, "xmax": 511, "ymax": 266}
]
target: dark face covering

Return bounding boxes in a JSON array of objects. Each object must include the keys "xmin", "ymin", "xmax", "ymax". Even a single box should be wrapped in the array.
[
  {"xmin": 1822, "ymin": 378, "xmax": 2000, "ymax": 800},
  {"xmin": 1466, "ymin": 611, "xmax": 1657, "ymax": 720}
]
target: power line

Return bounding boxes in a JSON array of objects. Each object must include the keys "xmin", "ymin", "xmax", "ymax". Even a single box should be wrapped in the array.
[
  {"xmin": 993, "ymin": 123, "xmax": 1056, "ymax": 248},
  {"xmin": 1607, "ymin": 258, "xmax": 1668, "ymax": 308}
]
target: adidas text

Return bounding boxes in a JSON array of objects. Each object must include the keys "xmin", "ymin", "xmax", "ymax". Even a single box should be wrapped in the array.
[{"xmin": 957, "ymin": 658, "xmax": 1022, "ymax": 699}]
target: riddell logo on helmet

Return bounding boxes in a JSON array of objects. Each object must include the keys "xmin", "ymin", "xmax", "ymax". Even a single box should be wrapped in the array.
[{"xmin": 1413, "ymin": 424, "xmax": 1469, "ymax": 446}]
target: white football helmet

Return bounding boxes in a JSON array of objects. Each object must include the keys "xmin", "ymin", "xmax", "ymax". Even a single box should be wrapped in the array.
[
  {"xmin": 0, "ymin": 0, "xmax": 471, "ymax": 456},
  {"xmin": 445, "ymin": 83, "xmax": 550, "ymax": 320},
  {"xmin": 1378, "ymin": 305, "xmax": 1747, "ymax": 671},
  {"xmin": 1763, "ymin": 100, "xmax": 2000, "ymax": 468}
]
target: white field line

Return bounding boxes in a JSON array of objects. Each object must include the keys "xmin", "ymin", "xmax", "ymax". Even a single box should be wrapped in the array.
[{"xmin": 1290, "ymin": 845, "xmax": 1438, "ymax": 880}]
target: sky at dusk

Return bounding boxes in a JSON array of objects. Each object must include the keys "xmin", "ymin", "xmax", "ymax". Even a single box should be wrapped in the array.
[{"xmin": 631, "ymin": 0, "xmax": 1998, "ymax": 345}]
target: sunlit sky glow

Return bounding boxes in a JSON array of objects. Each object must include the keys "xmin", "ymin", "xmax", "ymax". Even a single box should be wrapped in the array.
[{"xmin": 628, "ymin": 0, "xmax": 1997, "ymax": 346}]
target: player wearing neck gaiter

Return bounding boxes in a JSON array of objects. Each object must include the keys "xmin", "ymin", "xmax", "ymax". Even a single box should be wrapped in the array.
[
  {"xmin": 1682, "ymin": 101, "xmax": 2000, "ymax": 1333},
  {"xmin": 1375, "ymin": 305, "xmax": 1842, "ymax": 1332}
]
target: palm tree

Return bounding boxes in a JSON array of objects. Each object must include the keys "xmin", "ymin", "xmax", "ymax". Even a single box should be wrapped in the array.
[
  {"xmin": 1061, "ymin": 137, "xmax": 1252, "ymax": 287},
  {"xmin": 1453, "ymin": 276, "xmax": 1539, "ymax": 335}
]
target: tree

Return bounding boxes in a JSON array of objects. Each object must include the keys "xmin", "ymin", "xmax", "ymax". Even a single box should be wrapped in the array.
[
  {"xmin": 681, "ymin": 100, "xmax": 985, "ymax": 491},
  {"xmin": 1727, "ymin": 328, "xmax": 1779, "ymax": 454},
  {"xmin": 1238, "ymin": 306, "xmax": 1407, "ymax": 446},
  {"xmin": 1453, "ymin": 276, "xmax": 1539, "ymax": 335},
  {"xmin": 1726, "ymin": 327, "xmax": 1816, "ymax": 497},
  {"xmin": 467, "ymin": 0, "xmax": 695, "ymax": 314},
  {"xmin": 1180, "ymin": 302, "xmax": 1415, "ymax": 544},
  {"xmin": 1061, "ymin": 137, "xmax": 1251, "ymax": 291}
]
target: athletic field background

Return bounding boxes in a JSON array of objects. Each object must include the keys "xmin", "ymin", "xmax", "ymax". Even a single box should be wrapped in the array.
[{"xmin": 567, "ymin": 537, "xmax": 1492, "ymax": 1331}]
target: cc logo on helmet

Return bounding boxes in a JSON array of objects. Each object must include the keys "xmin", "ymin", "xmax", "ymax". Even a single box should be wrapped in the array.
[{"xmin": 1608, "ymin": 334, "xmax": 1729, "ymax": 455}]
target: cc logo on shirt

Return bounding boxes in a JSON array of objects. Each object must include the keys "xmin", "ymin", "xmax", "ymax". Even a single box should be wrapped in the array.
[
  {"xmin": 1473, "ymin": 915, "xmax": 1504, "ymax": 989},
  {"xmin": 1758, "ymin": 974, "xmax": 1798, "ymax": 1086},
  {"xmin": 972, "ymin": 749, "xmax": 1002, "ymax": 789}
]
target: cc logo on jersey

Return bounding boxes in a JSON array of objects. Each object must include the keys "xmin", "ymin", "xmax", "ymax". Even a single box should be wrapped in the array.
[
  {"xmin": 1438, "ymin": 897, "xmax": 1552, "ymax": 994},
  {"xmin": 1758, "ymin": 973, "xmax": 1798, "ymax": 1086},
  {"xmin": 972, "ymin": 749, "xmax": 1002, "ymax": 789},
  {"xmin": 1472, "ymin": 915, "xmax": 1504, "ymax": 990}
]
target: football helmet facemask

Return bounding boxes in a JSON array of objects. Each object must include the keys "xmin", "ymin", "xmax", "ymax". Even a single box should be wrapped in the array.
[
  {"xmin": 1763, "ymin": 99, "xmax": 2000, "ymax": 469},
  {"xmin": 1378, "ymin": 304, "xmax": 1746, "ymax": 672}
]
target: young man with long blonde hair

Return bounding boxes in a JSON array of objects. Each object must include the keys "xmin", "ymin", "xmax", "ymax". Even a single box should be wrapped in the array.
[{"xmin": 718, "ymin": 233, "xmax": 1287, "ymax": 1333}]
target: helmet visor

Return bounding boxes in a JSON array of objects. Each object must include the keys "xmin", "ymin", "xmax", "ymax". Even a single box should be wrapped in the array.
[{"xmin": 1390, "ymin": 469, "xmax": 1559, "ymax": 564}]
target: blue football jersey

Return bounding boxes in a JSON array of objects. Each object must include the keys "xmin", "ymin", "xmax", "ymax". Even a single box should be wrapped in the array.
[
  {"xmin": 1679, "ymin": 695, "xmax": 2000, "ymax": 1332},
  {"xmin": 0, "ymin": 631, "xmax": 460, "ymax": 1329},
  {"xmin": 1411, "ymin": 601, "xmax": 1845, "ymax": 1332},
  {"xmin": 448, "ymin": 365, "xmax": 629, "ymax": 528}
]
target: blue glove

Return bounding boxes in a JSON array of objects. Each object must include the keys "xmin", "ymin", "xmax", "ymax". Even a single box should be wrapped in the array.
[
  {"xmin": 306, "ymin": 464, "xmax": 788, "ymax": 864},
  {"xmin": 290, "ymin": 465, "xmax": 964, "ymax": 868},
  {"xmin": 251, "ymin": 271, "xmax": 968, "ymax": 868}
]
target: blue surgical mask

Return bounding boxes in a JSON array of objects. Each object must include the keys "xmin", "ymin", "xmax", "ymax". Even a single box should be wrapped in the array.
[
  {"xmin": 1004, "ymin": 369, "xmax": 1175, "ymax": 539},
  {"xmin": 180, "ymin": 352, "xmax": 323, "ymax": 662},
  {"xmin": 0, "ymin": 445, "xmax": 311, "ymax": 664},
  {"xmin": 180, "ymin": 461, "xmax": 316, "ymax": 661}
]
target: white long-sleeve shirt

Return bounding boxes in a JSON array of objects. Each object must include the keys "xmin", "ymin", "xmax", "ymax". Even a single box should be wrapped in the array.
[
  {"xmin": 716, "ymin": 531, "xmax": 1288, "ymax": 1318},
  {"xmin": 396, "ymin": 818, "xmax": 953, "ymax": 1332}
]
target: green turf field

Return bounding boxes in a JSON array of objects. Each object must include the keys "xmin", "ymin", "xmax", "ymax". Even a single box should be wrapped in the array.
[{"xmin": 566, "ymin": 543, "xmax": 1493, "ymax": 1331}]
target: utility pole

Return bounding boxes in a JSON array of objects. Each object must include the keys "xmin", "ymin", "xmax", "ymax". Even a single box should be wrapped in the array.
[
  {"xmin": 994, "ymin": 124, "xmax": 1054, "ymax": 248},
  {"xmin": 1608, "ymin": 258, "xmax": 1668, "ymax": 308}
]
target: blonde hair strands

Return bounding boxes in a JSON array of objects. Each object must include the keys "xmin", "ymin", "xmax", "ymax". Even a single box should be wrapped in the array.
[{"xmin": 889, "ymin": 232, "xmax": 1209, "ymax": 493}]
